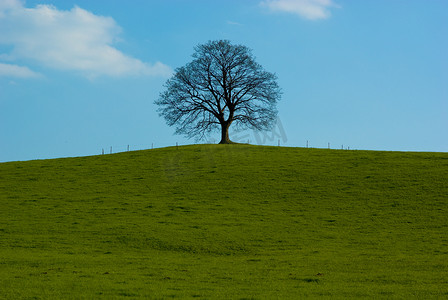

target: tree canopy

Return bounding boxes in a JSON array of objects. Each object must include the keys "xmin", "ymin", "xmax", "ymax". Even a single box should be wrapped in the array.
[{"xmin": 155, "ymin": 40, "xmax": 281, "ymax": 144}]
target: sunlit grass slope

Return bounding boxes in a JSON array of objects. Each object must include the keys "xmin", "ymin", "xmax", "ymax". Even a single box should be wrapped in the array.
[{"xmin": 1, "ymin": 145, "xmax": 447, "ymax": 299}]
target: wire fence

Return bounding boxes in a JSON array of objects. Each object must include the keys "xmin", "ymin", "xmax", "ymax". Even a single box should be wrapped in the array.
[
  {"xmin": 100, "ymin": 117, "xmax": 355, "ymax": 155},
  {"xmin": 100, "ymin": 143, "xmax": 158, "ymax": 155},
  {"xmin": 100, "ymin": 141, "xmax": 354, "ymax": 156}
]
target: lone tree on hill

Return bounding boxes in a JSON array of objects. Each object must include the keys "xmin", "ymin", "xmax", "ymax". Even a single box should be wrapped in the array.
[{"xmin": 155, "ymin": 40, "xmax": 281, "ymax": 144}]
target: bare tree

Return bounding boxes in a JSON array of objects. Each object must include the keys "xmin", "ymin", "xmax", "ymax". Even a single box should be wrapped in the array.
[{"xmin": 155, "ymin": 40, "xmax": 281, "ymax": 144}]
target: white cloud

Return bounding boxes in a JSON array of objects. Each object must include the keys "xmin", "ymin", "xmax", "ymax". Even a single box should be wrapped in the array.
[
  {"xmin": 0, "ymin": 0, "xmax": 22, "ymax": 17},
  {"xmin": 227, "ymin": 20, "xmax": 243, "ymax": 26},
  {"xmin": 0, "ymin": 62, "xmax": 41, "ymax": 78},
  {"xmin": 262, "ymin": 0, "xmax": 337, "ymax": 20},
  {"xmin": 0, "ymin": 0, "xmax": 172, "ymax": 78}
]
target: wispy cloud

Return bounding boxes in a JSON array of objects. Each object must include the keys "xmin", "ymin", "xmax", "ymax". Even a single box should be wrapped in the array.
[
  {"xmin": 0, "ymin": 0, "xmax": 21, "ymax": 16},
  {"xmin": 0, "ymin": 62, "xmax": 42, "ymax": 78},
  {"xmin": 227, "ymin": 20, "xmax": 243, "ymax": 26},
  {"xmin": 0, "ymin": 0, "xmax": 172, "ymax": 78},
  {"xmin": 261, "ymin": 0, "xmax": 338, "ymax": 20}
]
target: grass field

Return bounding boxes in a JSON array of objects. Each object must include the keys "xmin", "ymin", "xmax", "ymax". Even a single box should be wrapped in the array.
[{"xmin": 0, "ymin": 144, "xmax": 447, "ymax": 299}]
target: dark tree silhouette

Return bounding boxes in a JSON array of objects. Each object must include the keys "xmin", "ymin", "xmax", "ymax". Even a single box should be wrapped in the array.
[{"xmin": 155, "ymin": 40, "xmax": 281, "ymax": 144}]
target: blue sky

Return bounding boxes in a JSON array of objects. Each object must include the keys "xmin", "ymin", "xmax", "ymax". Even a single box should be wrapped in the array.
[{"xmin": 1, "ymin": 0, "xmax": 447, "ymax": 162}]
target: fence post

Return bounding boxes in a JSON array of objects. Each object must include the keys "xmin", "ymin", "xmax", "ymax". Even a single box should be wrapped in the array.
[
  {"xmin": 127, "ymin": 145, "xmax": 130, "ymax": 152},
  {"xmin": 110, "ymin": 146, "xmax": 112, "ymax": 154}
]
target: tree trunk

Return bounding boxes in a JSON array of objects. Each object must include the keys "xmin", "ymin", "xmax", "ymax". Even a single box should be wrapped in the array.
[{"xmin": 219, "ymin": 122, "xmax": 232, "ymax": 144}]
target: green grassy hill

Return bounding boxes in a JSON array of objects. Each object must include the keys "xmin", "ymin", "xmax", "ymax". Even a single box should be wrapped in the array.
[{"xmin": 1, "ymin": 145, "xmax": 447, "ymax": 299}]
